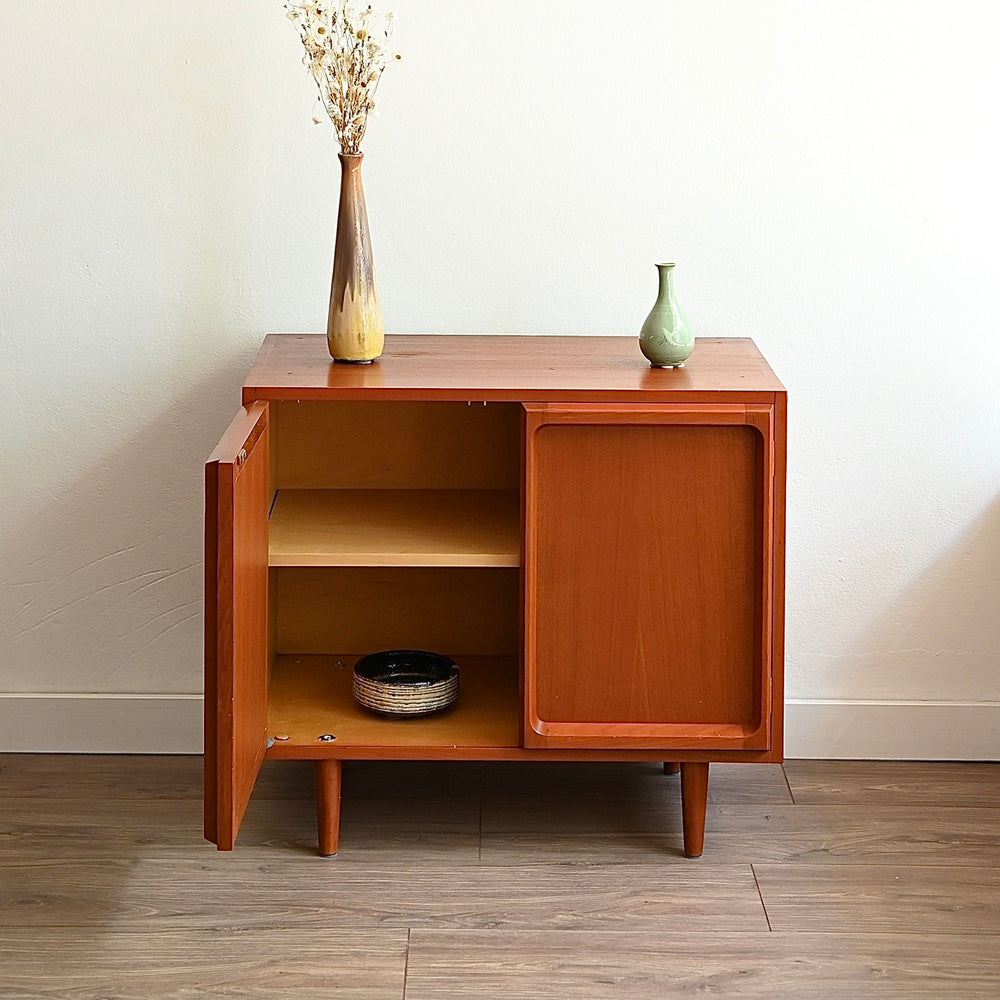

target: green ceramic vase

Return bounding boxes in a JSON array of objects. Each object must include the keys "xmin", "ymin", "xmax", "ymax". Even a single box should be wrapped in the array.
[{"xmin": 639, "ymin": 262, "xmax": 694, "ymax": 368}]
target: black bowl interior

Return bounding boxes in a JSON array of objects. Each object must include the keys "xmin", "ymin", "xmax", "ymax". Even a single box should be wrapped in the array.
[{"xmin": 353, "ymin": 649, "xmax": 458, "ymax": 687}]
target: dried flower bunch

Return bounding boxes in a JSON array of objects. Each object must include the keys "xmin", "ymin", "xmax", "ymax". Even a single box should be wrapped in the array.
[{"xmin": 285, "ymin": 2, "xmax": 398, "ymax": 156}]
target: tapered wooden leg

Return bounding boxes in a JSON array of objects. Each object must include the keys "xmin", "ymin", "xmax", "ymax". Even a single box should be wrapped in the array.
[
  {"xmin": 315, "ymin": 759, "xmax": 343, "ymax": 857},
  {"xmin": 680, "ymin": 762, "xmax": 709, "ymax": 858},
  {"xmin": 663, "ymin": 762, "xmax": 681, "ymax": 774}
]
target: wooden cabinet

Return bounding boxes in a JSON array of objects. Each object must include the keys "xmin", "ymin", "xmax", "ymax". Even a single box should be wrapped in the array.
[{"xmin": 205, "ymin": 335, "xmax": 786, "ymax": 856}]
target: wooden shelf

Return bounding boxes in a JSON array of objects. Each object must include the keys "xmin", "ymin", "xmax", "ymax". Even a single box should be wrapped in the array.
[
  {"xmin": 268, "ymin": 489, "xmax": 520, "ymax": 567},
  {"xmin": 267, "ymin": 654, "xmax": 520, "ymax": 755}
]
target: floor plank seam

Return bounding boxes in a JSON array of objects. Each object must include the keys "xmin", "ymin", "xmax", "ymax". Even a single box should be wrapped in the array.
[
  {"xmin": 401, "ymin": 927, "xmax": 411, "ymax": 1000},
  {"xmin": 750, "ymin": 864, "xmax": 772, "ymax": 931},
  {"xmin": 780, "ymin": 764, "xmax": 796, "ymax": 804}
]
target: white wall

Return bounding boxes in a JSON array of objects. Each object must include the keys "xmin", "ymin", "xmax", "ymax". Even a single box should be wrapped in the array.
[{"xmin": 2, "ymin": 1, "xmax": 998, "ymax": 758}]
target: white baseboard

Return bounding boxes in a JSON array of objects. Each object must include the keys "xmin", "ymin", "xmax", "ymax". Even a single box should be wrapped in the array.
[
  {"xmin": 0, "ymin": 694, "xmax": 203, "ymax": 753},
  {"xmin": 785, "ymin": 699, "xmax": 1000, "ymax": 761},
  {"xmin": 1, "ymin": 695, "xmax": 997, "ymax": 760}
]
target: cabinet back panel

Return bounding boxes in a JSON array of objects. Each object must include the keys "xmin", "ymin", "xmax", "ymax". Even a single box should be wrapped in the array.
[
  {"xmin": 275, "ymin": 401, "xmax": 521, "ymax": 490},
  {"xmin": 532, "ymin": 423, "xmax": 762, "ymax": 727},
  {"xmin": 274, "ymin": 566, "xmax": 519, "ymax": 656}
]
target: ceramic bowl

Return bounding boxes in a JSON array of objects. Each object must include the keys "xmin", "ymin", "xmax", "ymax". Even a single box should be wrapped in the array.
[{"xmin": 352, "ymin": 649, "xmax": 459, "ymax": 717}]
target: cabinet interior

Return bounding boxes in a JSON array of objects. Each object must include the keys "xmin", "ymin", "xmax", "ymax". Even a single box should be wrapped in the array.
[{"xmin": 266, "ymin": 400, "xmax": 523, "ymax": 752}]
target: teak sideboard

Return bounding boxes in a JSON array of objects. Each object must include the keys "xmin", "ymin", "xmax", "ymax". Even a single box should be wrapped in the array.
[{"xmin": 205, "ymin": 334, "xmax": 786, "ymax": 857}]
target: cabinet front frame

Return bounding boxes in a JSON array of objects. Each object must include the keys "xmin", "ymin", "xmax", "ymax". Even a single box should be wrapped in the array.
[{"xmin": 522, "ymin": 402, "xmax": 778, "ymax": 751}]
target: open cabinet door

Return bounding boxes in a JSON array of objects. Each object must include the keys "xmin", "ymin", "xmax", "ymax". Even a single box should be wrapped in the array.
[{"xmin": 204, "ymin": 401, "xmax": 270, "ymax": 849}]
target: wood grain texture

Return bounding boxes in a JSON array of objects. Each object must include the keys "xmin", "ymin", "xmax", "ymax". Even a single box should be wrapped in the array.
[
  {"xmin": 274, "ymin": 567, "xmax": 519, "ymax": 656},
  {"xmin": 3, "ymin": 758, "xmax": 999, "ymax": 997},
  {"xmin": 530, "ymin": 423, "xmax": 759, "ymax": 725},
  {"xmin": 0, "ymin": 753, "xmax": 206, "ymax": 798},
  {"xmin": 0, "ymin": 755, "xmax": 322, "ymax": 801},
  {"xmin": 766, "ymin": 393, "xmax": 787, "ymax": 757},
  {"xmin": 267, "ymin": 654, "xmax": 521, "ymax": 753},
  {"xmin": 784, "ymin": 760, "xmax": 1000, "ymax": 806},
  {"xmin": 9, "ymin": 784, "xmax": 995, "ymax": 869},
  {"xmin": 681, "ymin": 761, "xmax": 710, "ymax": 857},
  {"xmin": 404, "ymin": 930, "xmax": 1000, "ymax": 999},
  {"xmin": 0, "ymin": 927, "xmax": 408, "ymax": 1000},
  {"xmin": 243, "ymin": 335, "xmax": 786, "ymax": 403},
  {"xmin": 0, "ymin": 858, "xmax": 766, "ymax": 932},
  {"xmin": 208, "ymin": 758, "xmax": 787, "ymax": 813},
  {"xmin": 0, "ymin": 755, "xmax": 335, "ymax": 801},
  {"xmin": 268, "ymin": 488, "xmax": 519, "ymax": 567},
  {"xmin": 204, "ymin": 401, "xmax": 270, "ymax": 849},
  {"xmin": 522, "ymin": 409, "xmax": 774, "ymax": 752},
  {"xmin": 755, "ymin": 864, "xmax": 1000, "ymax": 934},
  {"xmin": 275, "ymin": 399, "xmax": 521, "ymax": 490},
  {"xmin": 480, "ymin": 802, "xmax": 1000, "ymax": 866},
  {"xmin": 316, "ymin": 758, "xmax": 343, "ymax": 856},
  {"xmin": 266, "ymin": 670, "xmax": 763, "ymax": 763},
  {"xmin": 0, "ymin": 793, "xmax": 480, "ymax": 865}
]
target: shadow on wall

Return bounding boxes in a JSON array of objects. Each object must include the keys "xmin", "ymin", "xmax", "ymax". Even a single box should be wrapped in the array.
[
  {"xmin": 849, "ymin": 496, "xmax": 1000, "ymax": 703},
  {"xmin": 0, "ymin": 356, "xmax": 251, "ymax": 696}
]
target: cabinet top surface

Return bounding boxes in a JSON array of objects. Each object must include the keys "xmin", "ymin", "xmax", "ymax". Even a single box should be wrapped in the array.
[{"xmin": 243, "ymin": 334, "xmax": 785, "ymax": 403}]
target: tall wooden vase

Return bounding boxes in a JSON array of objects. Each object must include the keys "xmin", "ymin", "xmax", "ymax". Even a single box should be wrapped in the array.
[{"xmin": 328, "ymin": 153, "xmax": 384, "ymax": 363}]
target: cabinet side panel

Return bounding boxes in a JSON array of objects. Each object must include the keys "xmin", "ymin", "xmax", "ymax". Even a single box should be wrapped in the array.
[
  {"xmin": 770, "ymin": 394, "xmax": 787, "ymax": 757},
  {"xmin": 532, "ymin": 423, "xmax": 761, "ymax": 728}
]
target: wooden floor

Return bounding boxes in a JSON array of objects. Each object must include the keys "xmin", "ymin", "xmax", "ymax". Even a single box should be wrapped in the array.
[{"xmin": 1, "ymin": 757, "xmax": 999, "ymax": 998}]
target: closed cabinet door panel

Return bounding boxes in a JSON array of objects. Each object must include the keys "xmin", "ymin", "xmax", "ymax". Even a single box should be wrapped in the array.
[{"xmin": 523, "ymin": 404, "xmax": 774, "ymax": 750}]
